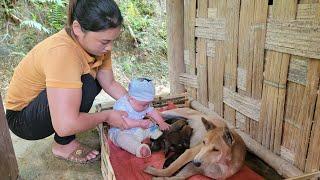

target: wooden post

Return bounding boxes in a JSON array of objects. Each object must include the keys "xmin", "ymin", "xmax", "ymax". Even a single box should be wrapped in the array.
[
  {"xmin": 167, "ymin": 0, "xmax": 186, "ymax": 95},
  {"xmin": 0, "ymin": 94, "xmax": 19, "ymax": 180}
]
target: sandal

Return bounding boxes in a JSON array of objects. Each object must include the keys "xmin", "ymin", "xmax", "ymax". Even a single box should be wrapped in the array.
[{"xmin": 54, "ymin": 144, "xmax": 101, "ymax": 164}]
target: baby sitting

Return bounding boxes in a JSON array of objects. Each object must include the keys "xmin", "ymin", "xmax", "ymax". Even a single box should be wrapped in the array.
[{"xmin": 108, "ymin": 77, "xmax": 170, "ymax": 158}]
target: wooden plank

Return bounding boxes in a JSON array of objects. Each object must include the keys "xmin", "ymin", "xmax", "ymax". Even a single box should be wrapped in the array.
[
  {"xmin": 281, "ymin": 82, "xmax": 305, "ymax": 161},
  {"xmin": 195, "ymin": 18, "xmax": 225, "ymax": 29},
  {"xmin": 184, "ymin": 0, "xmax": 197, "ymax": 99},
  {"xmin": 179, "ymin": 73, "xmax": 198, "ymax": 88},
  {"xmin": 195, "ymin": 27, "xmax": 226, "ymax": 40},
  {"xmin": 196, "ymin": 0, "xmax": 208, "ymax": 107},
  {"xmin": 238, "ymin": 0, "xmax": 255, "ymax": 135},
  {"xmin": 251, "ymin": 0, "xmax": 268, "ymax": 99},
  {"xmin": 167, "ymin": 0, "xmax": 185, "ymax": 94},
  {"xmin": 236, "ymin": 112, "xmax": 246, "ymax": 131},
  {"xmin": 223, "ymin": 0, "xmax": 240, "ymax": 127},
  {"xmin": 286, "ymin": 171, "xmax": 320, "ymax": 180},
  {"xmin": 211, "ymin": 41, "xmax": 224, "ymax": 115},
  {"xmin": 288, "ymin": 56, "xmax": 308, "ymax": 85},
  {"xmin": 294, "ymin": 0, "xmax": 320, "ymax": 170},
  {"xmin": 238, "ymin": 0, "xmax": 255, "ymax": 94},
  {"xmin": 223, "ymin": 88, "xmax": 261, "ymax": 122},
  {"xmin": 249, "ymin": 0, "xmax": 269, "ymax": 140},
  {"xmin": 210, "ymin": 1, "xmax": 227, "ymax": 117},
  {"xmin": 265, "ymin": 19, "xmax": 320, "ymax": 59},
  {"xmin": 294, "ymin": 60, "xmax": 320, "ymax": 170},
  {"xmin": 0, "ymin": 94, "xmax": 19, "ymax": 180},
  {"xmin": 207, "ymin": 0, "xmax": 216, "ymax": 114},
  {"xmin": 305, "ymin": 89, "xmax": 320, "ymax": 172},
  {"xmin": 258, "ymin": 0, "xmax": 297, "ymax": 154},
  {"xmin": 269, "ymin": 3, "xmax": 320, "ymax": 20},
  {"xmin": 296, "ymin": 3, "xmax": 320, "ymax": 20},
  {"xmin": 206, "ymin": 41, "xmax": 216, "ymax": 58}
]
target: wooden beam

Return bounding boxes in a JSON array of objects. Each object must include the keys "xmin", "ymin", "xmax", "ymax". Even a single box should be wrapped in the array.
[
  {"xmin": 167, "ymin": 0, "xmax": 186, "ymax": 95},
  {"xmin": 0, "ymin": 94, "xmax": 19, "ymax": 179}
]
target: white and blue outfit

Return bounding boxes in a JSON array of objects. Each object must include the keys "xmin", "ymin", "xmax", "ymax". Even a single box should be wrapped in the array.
[{"xmin": 108, "ymin": 78, "xmax": 162, "ymax": 157}]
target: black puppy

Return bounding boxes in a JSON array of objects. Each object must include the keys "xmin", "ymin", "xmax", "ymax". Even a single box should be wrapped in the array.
[{"xmin": 150, "ymin": 115, "xmax": 193, "ymax": 168}]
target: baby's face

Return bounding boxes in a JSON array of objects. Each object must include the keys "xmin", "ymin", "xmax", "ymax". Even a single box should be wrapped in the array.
[{"xmin": 128, "ymin": 96, "xmax": 152, "ymax": 112}]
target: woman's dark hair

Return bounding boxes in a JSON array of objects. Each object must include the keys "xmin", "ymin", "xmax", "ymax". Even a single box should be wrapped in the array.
[{"xmin": 66, "ymin": 0, "xmax": 123, "ymax": 32}]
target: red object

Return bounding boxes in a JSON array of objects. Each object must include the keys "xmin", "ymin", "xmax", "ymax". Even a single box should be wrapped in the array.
[
  {"xmin": 107, "ymin": 139, "xmax": 263, "ymax": 180},
  {"xmin": 158, "ymin": 101, "xmax": 177, "ymax": 112}
]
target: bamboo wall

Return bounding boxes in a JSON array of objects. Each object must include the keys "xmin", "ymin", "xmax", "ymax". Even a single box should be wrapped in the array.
[{"xmin": 181, "ymin": 0, "xmax": 320, "ymax": 174}]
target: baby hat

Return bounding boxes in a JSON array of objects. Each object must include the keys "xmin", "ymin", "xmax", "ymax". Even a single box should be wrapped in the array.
[{"xmin": 128, "ymin": 77, "xmax": 155, "ymax": 102}]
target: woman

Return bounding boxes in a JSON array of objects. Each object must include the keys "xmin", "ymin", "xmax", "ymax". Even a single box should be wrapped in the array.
[{"xmin": 5, "ymin": 0, "xmax": 131, "ymax": 163}]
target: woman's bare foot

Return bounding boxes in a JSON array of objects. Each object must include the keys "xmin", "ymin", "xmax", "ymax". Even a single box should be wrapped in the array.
[{"xmin": 52, "ymin": 140, "xmax": 99, "ymax": 163}]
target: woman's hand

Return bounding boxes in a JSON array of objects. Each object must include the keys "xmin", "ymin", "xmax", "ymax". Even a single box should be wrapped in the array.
[{"xmin": 105, "ymin": 110, "xmax": 129, "ymax": 130}]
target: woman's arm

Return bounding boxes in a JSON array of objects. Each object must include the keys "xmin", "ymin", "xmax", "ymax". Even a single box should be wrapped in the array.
[
  {"xmin": 47, "ymin": 87, "xmax": 129, "ymax": 137},
  {"xmin": 96, "ymin": 69, "xmax": 127, "ymax": 100}
]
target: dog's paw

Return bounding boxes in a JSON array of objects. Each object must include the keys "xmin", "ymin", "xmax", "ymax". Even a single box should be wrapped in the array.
[{"xmin": 144, "ymin": 166, "xmax": 158, "ymax": 175}]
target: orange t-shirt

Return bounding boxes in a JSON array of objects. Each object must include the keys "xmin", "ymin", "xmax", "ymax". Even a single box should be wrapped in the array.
[{"xmin": 5, "ymin": 29, "xmax": 112, "ymax": 111}]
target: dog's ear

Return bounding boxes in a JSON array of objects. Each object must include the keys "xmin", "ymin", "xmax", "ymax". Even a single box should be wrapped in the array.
[
  {"xmin": 201, "ymin": 117, "xmax": 216, "ymax": 131},
  {"xmin": 223, "ymin": 127, "xmax": 235, "ymax": 146}
]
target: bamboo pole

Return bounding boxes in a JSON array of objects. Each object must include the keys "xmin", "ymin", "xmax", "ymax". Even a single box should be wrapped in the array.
[
  {"xmin": 196, "ymin": 0, "xmax": 208, "ymax": 107},
  {"xmin": 167, "ymin": 0, "xmax": 186, "ymax": 95},
  {"xmin": 258, "ymin": 0, "xmax": 297, "ymax": 154},
  {"xmin": 223, "ymin": 0, "xmax": 241, "ymax": 127},
  {"xmin": 184, "ymin": 0, "xmax": 197, "ymax": 99}
]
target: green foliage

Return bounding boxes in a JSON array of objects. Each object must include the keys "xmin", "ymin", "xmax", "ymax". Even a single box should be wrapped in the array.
[
  {"xmin": 20, "ymin": 20, "xmax": 51, "ymax": 34},
  {"xmin": 47, "ymin": 2, "xmax": 67, "ymax": 32},
  {"xmin": 0, "ymin": 0, "xmax": 169, "ymax": 96},
  {"xmin": 111, "ymin": 0, "xmax": 168, "ymax": 87}
]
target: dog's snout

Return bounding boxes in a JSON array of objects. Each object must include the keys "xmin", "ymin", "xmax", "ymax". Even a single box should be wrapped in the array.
[{"xmin": 193, "ymin": 160, "xmax": 201, "ymax": 167}]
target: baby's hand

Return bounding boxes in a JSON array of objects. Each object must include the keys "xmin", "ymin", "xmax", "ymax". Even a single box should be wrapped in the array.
[
  {"xmin": 158, "ymin": 121, "xmax": 171, "ymax": 131},
  {"xmin": 139, "ymin": 120, "xmax": 153, "ymax": 129}
]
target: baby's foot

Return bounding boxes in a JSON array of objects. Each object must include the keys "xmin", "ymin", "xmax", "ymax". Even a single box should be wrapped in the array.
[
  {"xmin": 136, "ymin": 144, "xmax": 151, "ymax": 158},
  {"xmin": 140, "ymin": 146, "xmax": 151, "ymax": 158}
]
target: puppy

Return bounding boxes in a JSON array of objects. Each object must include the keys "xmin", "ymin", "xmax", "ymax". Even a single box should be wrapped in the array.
[
  {"xmin": 145, "ymin": 117, "xmax": 246, "ymax": 179},
  {"xmin": 150, "ymin": 115, "xmax": 193, "ymax": 168}
]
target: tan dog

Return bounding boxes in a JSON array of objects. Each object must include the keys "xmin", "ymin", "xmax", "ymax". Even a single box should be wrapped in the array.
[{"xmin": 144, "ymin": 117, "xmax": 246, "ymax": 179}]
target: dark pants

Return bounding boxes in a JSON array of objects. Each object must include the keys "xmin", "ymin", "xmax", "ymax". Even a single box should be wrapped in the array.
[{"xmin": 6, "ymin": 74, "xmax": 102, "ymax": 145}]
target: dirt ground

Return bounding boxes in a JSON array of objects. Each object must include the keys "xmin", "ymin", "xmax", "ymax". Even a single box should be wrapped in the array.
[
  {"xmin": 11, "ymin": 130, "xmax": 102, "ymax": 180},
  {"xmin": 10, "ymin": 91, "xmax": 113, "ymax": 180}
]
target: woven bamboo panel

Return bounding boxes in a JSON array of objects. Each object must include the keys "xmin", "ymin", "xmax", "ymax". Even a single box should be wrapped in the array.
[{"xmin": 182, "ymin": 0, "xmax": 320, "ymax": 175}]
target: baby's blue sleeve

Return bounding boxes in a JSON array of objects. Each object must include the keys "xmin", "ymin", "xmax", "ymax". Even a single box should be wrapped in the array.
[
  {"xmin": 145, "ymin": 106, "xmax": 155, "ymax": 114},
  {"xmin": 113, "ymin": 96, "xmax": 127, "ymax": 111}
]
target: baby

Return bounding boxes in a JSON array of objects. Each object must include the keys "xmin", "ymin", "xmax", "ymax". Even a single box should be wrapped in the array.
[{"xmin": 108, "ymin": 77, "xmax": 170, "ymax": 158}]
